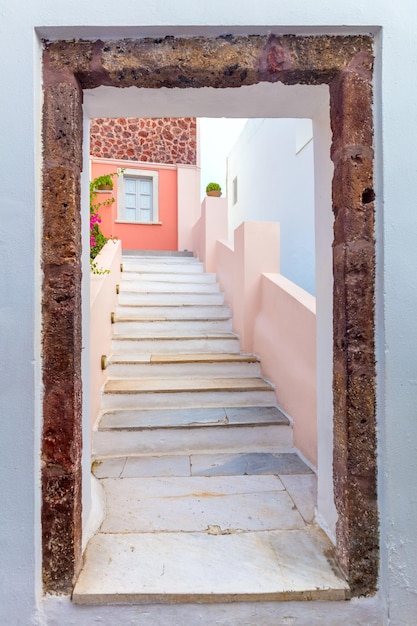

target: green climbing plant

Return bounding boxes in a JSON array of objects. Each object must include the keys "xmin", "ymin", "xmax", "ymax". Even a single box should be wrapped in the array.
[{"xmin": 90, "ymin": 170, "xmax": 123, "ymax": 273}]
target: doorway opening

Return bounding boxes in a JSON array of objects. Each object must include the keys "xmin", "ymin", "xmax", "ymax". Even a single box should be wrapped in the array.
[{"xmin": 41, "ymin": 33, "xmax": 377, "ymax": 597}]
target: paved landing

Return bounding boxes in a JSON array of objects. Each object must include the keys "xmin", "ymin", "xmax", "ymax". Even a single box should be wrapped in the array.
[{"xmin": 76, "ymin": 454, "xmax": 346, "ymax": 605}]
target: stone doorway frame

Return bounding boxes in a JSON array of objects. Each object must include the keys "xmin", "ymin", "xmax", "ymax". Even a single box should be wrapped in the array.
[{"xmin": 41, "ymin": 34, "xmax": 377, "ymax": 596}]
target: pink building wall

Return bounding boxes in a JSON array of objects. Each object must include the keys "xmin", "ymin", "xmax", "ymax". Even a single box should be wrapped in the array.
[
  {"xmin": 91, "ymin": 160, "xmax": 178, "ymax": 251},
  {"xmin": 90, "ymin": 117, "xmax": 199, "ymax": 252}
]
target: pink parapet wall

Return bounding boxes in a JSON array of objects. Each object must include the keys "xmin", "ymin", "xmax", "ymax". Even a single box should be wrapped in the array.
[
  {"xmin": 232, "ymin": 222, "xmax": 280, "ymax": 353},
  {"xmin": 192, "ymin": 196, "xmax": 228, "ymax": 272},
  {"xmin": 194, "ymin": 204, "xmax": 317, "ymax": 467},
  {"xmin": 90, "ymin": 240, "xmax": 122, "ymax": 436},
  {"xmin": 254, "ymin": 274, "xmax": 317, "ymax": 466}
]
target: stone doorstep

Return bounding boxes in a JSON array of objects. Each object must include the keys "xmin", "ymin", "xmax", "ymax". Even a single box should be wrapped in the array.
[{"xmin": 72, "ymin": 528, "xmax": 348, "ymax": 605}]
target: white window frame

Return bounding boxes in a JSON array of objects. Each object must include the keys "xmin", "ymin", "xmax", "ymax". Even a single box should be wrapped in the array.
[
  {"xmin": 232, "ymin": 176, "xmax": 238, "ymax": 205},
  {"xmin": 117, "ymin": 167, "xmax": 159, "ymax": 223}
]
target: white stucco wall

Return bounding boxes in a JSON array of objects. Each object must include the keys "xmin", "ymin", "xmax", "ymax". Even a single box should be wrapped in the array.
[
  {"xmin": 1, "ymin": 2, "xmax": 417, "ymax": 625},
  {"xmin": 226, "ymin": 118, "xmax": 316, "ymax": 294}
]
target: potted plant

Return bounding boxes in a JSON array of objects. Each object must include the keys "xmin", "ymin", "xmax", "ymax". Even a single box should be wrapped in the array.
[
  {"xmin": 206, "ymin": 182, "xmax": 222, "ymax": 197},
  {"xmin": 94, "ymin": 174, "xmax": 114, "ymax": 191}
]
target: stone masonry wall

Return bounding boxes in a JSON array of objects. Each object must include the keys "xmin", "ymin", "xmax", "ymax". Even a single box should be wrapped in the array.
[{"xmin": 90, "ymin": 117, "xmax": 197, "ymax": 164}]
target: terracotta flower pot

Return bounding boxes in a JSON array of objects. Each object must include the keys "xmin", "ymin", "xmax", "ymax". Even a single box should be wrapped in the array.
[
  {"xmin": 97, "ymin": 184, "xmax": 113, "ymax": 191},
  {"xmin": 207, "ymin": 190, "xmax": 221, "ymax": 197}
]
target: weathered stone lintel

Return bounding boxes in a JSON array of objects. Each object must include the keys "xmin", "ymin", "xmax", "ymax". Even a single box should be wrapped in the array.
[{"xmin": 44, "ymin": 34, "xmax": 373, "ymax": 90}]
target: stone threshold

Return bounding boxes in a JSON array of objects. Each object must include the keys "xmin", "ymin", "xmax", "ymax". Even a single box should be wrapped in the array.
[{"xmin": 73, "ymin": 528, "xmax": 349, "ymax": 605}]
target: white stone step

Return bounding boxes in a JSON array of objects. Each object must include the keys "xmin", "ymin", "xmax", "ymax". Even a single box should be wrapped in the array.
[
  {"xmin": 121, "ymin": 271, "xmax": 216, "ymax": 283},
  {"xmin": 111, "ymin": 333, "xmax": 240, "ymax": 354},
  {"xmin": 92, "ymin": 450, "xmax": 313, "ymax": 480},
  {"xmin": 94, "ymin": 423, "xmax": 291, "ymax": 456},
  {"xmin": 118, "ymin": 291, "xmax": 225, "ymax": 305},
  {"xmin": 93, "ymin": 407, "xmax": 292, "ymax": 456},
  {"xmin": 116, "ymin": 303, "xmax": 231, "ymax": 318},
  {"xmin": 107, "ymin": 353, "xmax": 261, "ymax": 379},
  {"xmin": 101, "ymin": 377, "xmax": 276, "ymax": 410},
  {"xmin": 120, "ymin": 280, "xmax": 220, "ymax": 293},
  {"xmin": 112, "ymin": 317, "xmax": 233, "ymax": 335},
  {"xmin": 122, "ymin": 258, "xmax": 203, "ymax": 273}
]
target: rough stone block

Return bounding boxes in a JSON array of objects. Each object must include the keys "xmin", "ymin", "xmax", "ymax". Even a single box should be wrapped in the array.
[
  {"xmin": 42, "ymin": 468, "xmax": 82, "ymax": 593},
  {"xmin": 330, "ymin": 68, "xmax": 374, "ymax": 158},
  {"xmin": 42, "ymin": 378, "xmax": 82, "ymax": 469},
  {"xmin": 333, "ymin": 241, "xmax": 375, "ymax": 355},
  {"xmin": 332, "ymin": 154, "xmax": 375, "ymax": 245},
  {"xmin": 42, "ymin": 166, "xmax": 81, "ymax": 265},
  {"xmin": 43, "ymin": 81, "xmax": 83, "ymax": 168}
]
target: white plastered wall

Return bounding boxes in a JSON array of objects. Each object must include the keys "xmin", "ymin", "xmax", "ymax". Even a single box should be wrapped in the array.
[
  {"xmin": 1, "ymin": 2, "xmax": 417, "ymax": 624},
  {"xmin": 226, "ymin": 118, "xmax": 316, "ymax": 294}
]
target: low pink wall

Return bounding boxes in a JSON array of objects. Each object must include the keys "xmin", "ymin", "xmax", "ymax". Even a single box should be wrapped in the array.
[
  {"xmin": 194, "ymin": 203, "xmax": 317, "ymax": 467},
  {"xmin": 192, "ymin": 197, "xmax": 228, "ymax": 272},
  {"xmin": 215, "ymin": 239, "xmax": 234, "ymax": 307},
  {"xmin": 177, "ymin": 166, "xmax": 201, "ymax": 252},
  {"xmin": 232, "ymin": 222, "xmax": 280, "ymax": 352},
  {"xmin": 90, "ymin": 240, "xmax": 122, "ymax": 434},
  {"xmin": 254, "ymin": 273, "xmax": 317, "ymax": 466}
]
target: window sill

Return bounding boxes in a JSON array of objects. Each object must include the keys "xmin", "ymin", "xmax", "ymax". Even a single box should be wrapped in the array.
[{"xmin": 115, "ymin": 220, "xmax": 162, "ymax": 225}]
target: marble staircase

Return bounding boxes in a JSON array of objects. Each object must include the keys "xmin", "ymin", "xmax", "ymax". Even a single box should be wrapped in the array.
[{"xmin": 73, "ymin": 253, "xmax": 348, "ymax": 605}]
